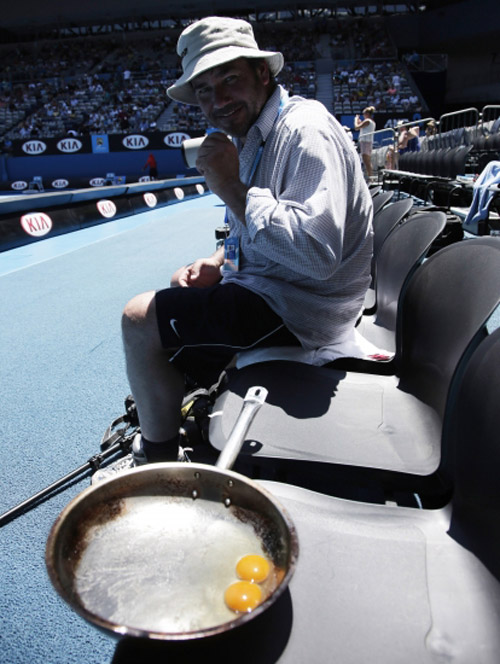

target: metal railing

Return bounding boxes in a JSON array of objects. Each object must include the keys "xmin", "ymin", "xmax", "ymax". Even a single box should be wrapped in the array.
[
  {"xmin": 438, "ymin": 108, "xmax": 480, "ymax": 135},
  {"xmin": 480, "ymin": 105, "xmax": 500, "ymax": 134}
]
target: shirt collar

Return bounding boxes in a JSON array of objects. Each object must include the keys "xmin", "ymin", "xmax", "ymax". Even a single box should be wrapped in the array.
[
  {"xmin": 237, "ymin": 85, "xmax": 286, "ymax": 150},
  {"xmin": 254, "ymin": 85, "xmax": 285, "ymax": 143}
]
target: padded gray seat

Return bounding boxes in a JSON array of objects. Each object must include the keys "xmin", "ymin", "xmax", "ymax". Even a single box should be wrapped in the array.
[
  {"xmin": 357, "ymin": 210, "xmax": 446, "ymax": 352},
  {"xmin": 113, "ymin": 330, "xmax": 500, "ymax": 663},
  {"xmin": 209, "ymin": 238, "xmax": 500, "ymax": 498}
]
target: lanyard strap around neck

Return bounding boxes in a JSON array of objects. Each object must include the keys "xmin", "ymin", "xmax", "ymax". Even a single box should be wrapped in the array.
[{"xmin": 225, "ymin": 88, "xmax": 289, "ymax": 227}]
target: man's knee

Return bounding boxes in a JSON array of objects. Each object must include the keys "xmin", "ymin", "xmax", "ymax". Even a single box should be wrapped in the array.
[{"xmin": 122, "ymin": 291, "xmax": 158, "ymax": 344}]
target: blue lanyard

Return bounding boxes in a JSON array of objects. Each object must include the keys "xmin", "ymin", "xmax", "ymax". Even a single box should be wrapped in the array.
[{"xmin": 247, "ymin": 145, "xmax": 264, "ymax": 185}]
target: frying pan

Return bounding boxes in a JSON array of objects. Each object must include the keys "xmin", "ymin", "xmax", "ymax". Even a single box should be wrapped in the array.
[{"xmin": 45, "ymin": 386, "xmax": 298, "ymax": 640}]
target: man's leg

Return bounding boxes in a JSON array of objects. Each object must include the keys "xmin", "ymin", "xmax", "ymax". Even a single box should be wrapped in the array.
[
  {"xmin": 121, "ymin": 290, "xmax": 185, "ymax": 443},
  {"xmin": 122, "ymin": 282, "xmax": 300, "ymax": 457}
]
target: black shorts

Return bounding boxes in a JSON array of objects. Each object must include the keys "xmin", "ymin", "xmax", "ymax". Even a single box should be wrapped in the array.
[{"xmin": 155, "ymin": 282, "xmax": 300, "ymax": 387}]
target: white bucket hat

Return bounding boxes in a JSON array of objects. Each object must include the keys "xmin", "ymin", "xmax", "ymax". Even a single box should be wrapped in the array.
[{"xmin": 167, "ymin": 17, "xmax": 284, "ymax": 106}]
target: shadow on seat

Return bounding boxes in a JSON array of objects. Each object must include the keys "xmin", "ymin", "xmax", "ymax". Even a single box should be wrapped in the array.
[
  {"xmin": 209, "ymin": 238, "xmax": 500, "ymax": 500},
  {"xmin": 249, "ymin": 328, "xmax": 500, "ymax": 663},
  {"xmin": 357, "ymin": 210, "xmax": 446, "ymax": 353}
]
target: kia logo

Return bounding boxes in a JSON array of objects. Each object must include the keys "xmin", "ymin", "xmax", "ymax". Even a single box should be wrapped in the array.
[
  {"xmin": 143, "ymin": 192, "xmax": 157, "ymax": 208},
  {"xmin": 20, "ymin": 212, "xmax": 53, "ymax": 237},
  {"xmin": 164, "ymin": 132, "xmax": 190, "ymax": 148},
  {"xmin": 90, "ymin": 178, "xmax": 105, "ymax": 187},
  {"xmin": 11, "ymin": 181, "xmax": 27, "ymax": 190},
  {"xmin": 52, "ymin": 179, "xmax": 69, "ymax": 189},
  {"xmin": 96, "ymin": 199, "xmax": 117, "ymax": 218},
  {"xmin": 22, "ymin": 140, "xmax": 47, "ymax": 155},
  {"xmin": 56, "ymin": 138, "xmax": 82, "ymax": 153},
  {"xmin": 122, "ymin": 134, "xmax": 149, "ymax": 150}
]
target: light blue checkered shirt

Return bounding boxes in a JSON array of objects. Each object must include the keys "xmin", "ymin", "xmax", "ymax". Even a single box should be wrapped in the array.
[{"xmin": 223, "ymin": 86, "xmax": 373, "ymax": 349}]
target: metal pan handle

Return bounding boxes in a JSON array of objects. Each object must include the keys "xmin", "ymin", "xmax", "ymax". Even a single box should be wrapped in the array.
[{"xmin": 215, "ymin": 386, "xmax": 268, "ymax": 471}]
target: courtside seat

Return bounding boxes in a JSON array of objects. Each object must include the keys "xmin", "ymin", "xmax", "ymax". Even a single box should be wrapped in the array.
[
  {"xmin": 421, "ymin": 148, "xmax": 434, "ymax": 175},
  {"xmin": 250, "ymin": 329, "xmax": 500, "ymax": 663},
  {"xmin": 363, "ymin": 197, "xmax": 415, "ymax": 313},
  {"xmin": 209, "ymin": 238, "xmax": 500, "ymax": 500},
  {"xmin": 404, "ymin": 150, "xmax": 419, "ymax": 173},
  {"xmin": 357, "ymin": 210, "xmax": 446, "ymax": 352},
  {"xmin": 424, "ymin": 148, "xmax": 438, "ymax": 175},
  {"xmin": 398, "ymin": 152, "xmax": 409, "ymax": 171},
  {"xmin": 114, "ymin": 331, "xmax": 500, "ymax": 664},
  {"xmin": 436, "ymin": 147, "xmax": 452, "ymax": 177},
  {"xmin": 371, "ymin": 189, "xmax": 394, "ymax": 216},
  {"xmin": 442, "ymin": 145, "xmax": 472, "ymax": 179}
]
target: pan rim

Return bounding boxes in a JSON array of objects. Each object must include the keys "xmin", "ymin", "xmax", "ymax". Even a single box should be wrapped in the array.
[{"xmin": 45, "ymin": 462, "xmax": 299, "ymax": 641}]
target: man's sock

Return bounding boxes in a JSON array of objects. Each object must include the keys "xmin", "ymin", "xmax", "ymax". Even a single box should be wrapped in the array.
[{"xmin": 141, "ymin": 434, "xmax": 180, "ymax": 462}]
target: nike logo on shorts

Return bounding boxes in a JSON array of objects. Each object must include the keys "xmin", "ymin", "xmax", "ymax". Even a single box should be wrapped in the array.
[{"xmin": 170, "ymin": 318, "xmax": 181, "ymax": 338}]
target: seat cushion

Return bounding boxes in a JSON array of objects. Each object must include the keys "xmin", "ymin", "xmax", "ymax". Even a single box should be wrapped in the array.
[
  {"xmin": 210, "ymin": 362, "xmax": 441, "ymax": 475},
  {"xmin": 255, "ymin": 480, "xmax": 500, "ymax": 663}
]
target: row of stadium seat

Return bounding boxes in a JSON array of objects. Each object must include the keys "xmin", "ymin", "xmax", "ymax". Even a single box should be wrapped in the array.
[{"xmin": 398, "ymin": 144, "xmax": 473, "ymax": 179}]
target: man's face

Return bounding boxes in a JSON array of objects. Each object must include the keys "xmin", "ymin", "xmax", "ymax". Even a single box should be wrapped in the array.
[{"xmin": 191, "ymin": 58, "xmax": 271, "ymax": 138}]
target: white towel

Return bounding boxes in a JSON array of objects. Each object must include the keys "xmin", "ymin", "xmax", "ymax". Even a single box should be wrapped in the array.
[{"xmin": 236, "ymin": 327, "xmax": 393, "ymax": 369}]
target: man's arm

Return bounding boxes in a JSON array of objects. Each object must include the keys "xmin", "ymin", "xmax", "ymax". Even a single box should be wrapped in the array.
[
  {"xmin": 172, "ymin": 246, "xmax": 225, "ymax": 288},
  {"xmin": 197, "ymin": 105, "xmax": 369, "ymax": 281},
  {"xmin": 241, "ymin": 116, "xmax": 358, "ymax": 280},
  {"xmin": 196, "ymin": 132, "xmax": 248, "ymax": 223}
]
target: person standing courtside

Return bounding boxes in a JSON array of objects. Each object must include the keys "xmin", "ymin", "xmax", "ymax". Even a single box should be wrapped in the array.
[{"xmin": 354, "ymin": 106, "xmax": 376, "ymax": 178}]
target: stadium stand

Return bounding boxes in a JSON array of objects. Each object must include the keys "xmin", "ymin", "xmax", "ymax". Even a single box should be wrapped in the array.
[
  {"xmin": 0, "ymin": 16, "xmax": 425, "ymax": 144},
  {"xmin": 0, "ymin": 7, "xmax": 498, "ymax": 231}
]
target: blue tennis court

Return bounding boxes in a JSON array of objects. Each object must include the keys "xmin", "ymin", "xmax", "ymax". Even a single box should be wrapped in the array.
[{"xmin": 0, "ymin": 194, "xmax": 224, "ymax": 664}]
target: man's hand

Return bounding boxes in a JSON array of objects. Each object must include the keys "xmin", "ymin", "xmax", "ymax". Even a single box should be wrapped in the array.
[
  {"xmin": 196, "ymin": 133, "xmax": 248, "ymax": 222},
  {"xmin": 177, "ymin": 256, "xmax": 222, "ymax": 288}
]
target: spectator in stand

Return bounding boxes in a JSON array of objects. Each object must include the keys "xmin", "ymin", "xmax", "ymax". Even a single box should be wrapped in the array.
[
  {"xmin": 425, "ymin": 120, "xmax": 437, "ymax": 137},
  {"xmin": 354, "ymin": 106, "xmax": 376, "ymax": 178},
  {"xmin": 397, "ymin": 121, "xmax": 420, "ymax": 155}
]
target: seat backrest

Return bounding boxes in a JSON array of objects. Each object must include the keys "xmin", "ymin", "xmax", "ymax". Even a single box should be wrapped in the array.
[
  {"xmin": 397, "ymin": 238, "xmax": 500, "ymax": 422},
  {"xmin": 448, "ymin": 327, "xmax": 500, "ymax": 579},
  {"xmin": 450, "ymin": 145, "xmax": 472, "ymax": 178},
  {"xmin": 429, "ymin": 149, "xmax": 442, "ymax": 175},
  {"xmin": 371, "ymin": 190, "xmax": 394, "ymax": 217},
  {"xmin": 374, "ymin": 211, "xmax": 447, "ymax": 336},
  {"xmin": 449, "ymin": 327, "xmax": 500, "ymax": 503},
  {"xmin": 437, "ymin": 147, "xmax": 452, "ymax": 177},
  {"xmin": 372, "ymin": 198, "xmax": 414, "ymax": 263}
]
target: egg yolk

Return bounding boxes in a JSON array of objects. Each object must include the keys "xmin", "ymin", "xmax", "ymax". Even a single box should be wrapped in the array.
[
  {"xmin": 236, "ymin": 554, "xmax": 271, "ymax": 583},
  {"xmin": 224, "ymin": 581, "xmax": 262, "ymax": 613}
]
